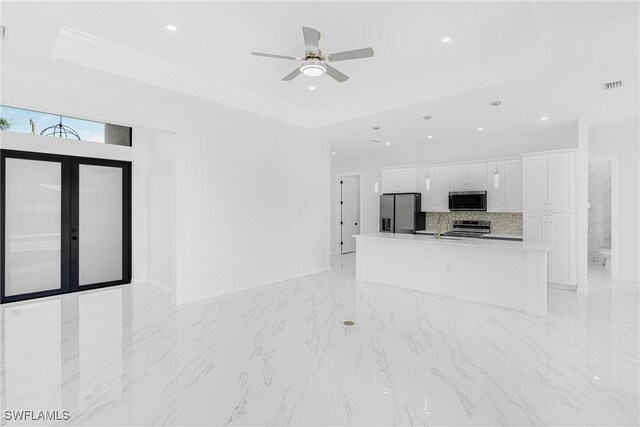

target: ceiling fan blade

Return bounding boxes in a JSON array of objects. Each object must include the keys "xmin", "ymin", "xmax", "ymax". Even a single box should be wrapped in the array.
[
  {"xmin": 326, "ymin": 47, "xmax": 374, "ymax": 62},
  {"xmin": 251, "ymin": 52, "xmax": 298, "ymax": 61},
  {"xmin": 325, "ymin": 64, "xmax": 349, "ymax": 83},
  {"xmin": 302, "ymin": 26, "xmax": 321, "ymax": 54},
  {"xmin": 282, "ymin": 67, "xmax": 301, "ymax": 81}
]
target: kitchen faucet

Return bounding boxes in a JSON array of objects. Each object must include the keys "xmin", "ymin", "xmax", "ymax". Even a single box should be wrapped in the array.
[{"xmin": 434, "ymin": 213, "xmax": 450, "ymax": 239}]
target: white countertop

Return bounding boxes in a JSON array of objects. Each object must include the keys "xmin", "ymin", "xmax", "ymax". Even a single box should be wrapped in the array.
[
  {"xmin": 484, "ymin": 233, "xmax": 524, "ymax": 240},
  {"xmin": 356, "ymin": 232, "xmax": 548, "ymax": 252},
  {"xmin": 415, "ymin": 230, "xmax": 523, "ymax": 241}
]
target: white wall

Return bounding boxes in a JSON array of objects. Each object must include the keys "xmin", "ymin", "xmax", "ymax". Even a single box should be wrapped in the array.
[
  {"xmin": 330, "ymin": 122, "xmax": 580, "ymax": 253},
  {"xmin": 174, "ymin": 114, "xmax": 330, "ymax": 304},
  {"xmin": 1, "ymin": 67, "xmax": 330, "ymax": 304},
  {"xmin": 144, "ymin": 128, "xmax": 178, "ymax": 301},
  {"xmin": 589, "ymin": 121, "xmax": 640, "ymax": 282}
]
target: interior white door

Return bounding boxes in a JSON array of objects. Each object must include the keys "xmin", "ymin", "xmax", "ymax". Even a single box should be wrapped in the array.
[
  {"xmin": 523, "ymin": 155, "xmax": 547, "ymax": 213},
  {"xmin": 434, "ymin": 166, "xmax": 450, "ymax": 212},
  {"xmin": 548, "ymin": 213, "xmax": 576, "ymax": 285},
  {"xmin": 467, "ymin": 162, "xmax": 487, "ymax": 190},
  {"xmin": 381, "ymin": 169, "xmax": 398, "ymax": 193},
  {"xmin": 487, "ymin": 161, "xmax": 506, "ymax": 212},
  {"xmin": 4, "ymin": 157, "xmax": 62, "ymax": 297},
  {"xmin": 505, "ymin": 159, "xmax": 523, "ymax": 212},
  {"xmin": 449, "ymin": 165, "xmax": 468, "ymax": 191},
  {"xmin": 421, "ymin": 168, "xmax": 435, "ymax": 211},
  {"xmin": 547, "ymin": 153, "xmax": 576, "ymax": 213},
  {"xmin": 78, "ymin": 164, "xmax": 123, "ymax": 286},
  {"xmin": 340, "ymin": 177, "xmax": 359, "ymax": 254},
  {"xmin": 397, "ymin": 168, "xmax": 417, "ymax": 192}
]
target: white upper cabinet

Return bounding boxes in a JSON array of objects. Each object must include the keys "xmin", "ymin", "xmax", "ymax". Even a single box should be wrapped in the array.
[
  {"xmin": 522, "ymin": 155, "xmax": 547, "ymax": 213},
  {"xmin": 467, "ymin": 162, "xmax": 487, "ymax": 190},
  {"xmin": 449, "ymin": 165, "xmax": 468, "ymax": 191},
  {"xmin": 381, "ymin": 169, "xmax": 398, "ymax": 193},
  {"xmin": 421, "ymin": 168, "xmax": 435, "ymax": 211},
  {"xmin": 449, "ymin": 162, "xmax": 487, "ymax": 191},
  {"xmin": 547, "ymin": 153, "xmax": 576, "ymax": 213},
  {"xmin": 398, "ymin": 167, "xmax": 418, "ymax": 192},
  {"xmin": 381, "ymin": 167, "xmax": 418, "ymax": 193},
  {"xmin": 421, "ymin": 166, "xmax": 450, "ymax": 212},
  {"xmin": 433, "ymin": 166, "xmax": 450, "ymax": 212},
  {"xmin": 487, "ymin": 161, "xmax": 506, "ymax": 212},
  {"xmin": 505, "ymin": 159, "xmax": 523, "ymax": 212},
  {"xmin": 488, "ymin": 159, "xmax": 522, "ymax": 212}
]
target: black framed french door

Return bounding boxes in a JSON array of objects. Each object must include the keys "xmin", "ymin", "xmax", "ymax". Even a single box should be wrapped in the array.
[{"xmin": 1, "ymin": 149, "xmax": 131, "ymax": 304}]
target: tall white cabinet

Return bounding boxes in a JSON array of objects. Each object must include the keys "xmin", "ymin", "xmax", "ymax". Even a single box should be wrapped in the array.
[{"xmin": 523, "ymin": 151, "xmax": 577, "ymax": 287}]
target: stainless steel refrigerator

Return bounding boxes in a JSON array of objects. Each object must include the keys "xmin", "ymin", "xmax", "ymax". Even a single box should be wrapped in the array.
[{"xmin": 380, "ymin": 193, "xmax": 426, "ymax": 234}]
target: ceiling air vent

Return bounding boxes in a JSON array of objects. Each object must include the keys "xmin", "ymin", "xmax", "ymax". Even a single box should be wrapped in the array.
[{"xmin": 602, "ymin": 80, "xmax": 623, "ymax": 90}]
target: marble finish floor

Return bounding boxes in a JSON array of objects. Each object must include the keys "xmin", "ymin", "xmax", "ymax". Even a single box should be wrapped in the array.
[{"xmin": 1, "ymin": 255, "xmax": 638, "ymax": 426}]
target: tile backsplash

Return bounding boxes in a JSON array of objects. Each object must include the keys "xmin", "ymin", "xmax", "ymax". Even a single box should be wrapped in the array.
[{"xmin": 425, "ymin": 212, "xmax": 523, "ymax": 235}]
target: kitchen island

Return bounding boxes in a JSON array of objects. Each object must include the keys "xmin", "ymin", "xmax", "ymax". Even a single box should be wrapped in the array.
[{"xmin": 355, "ymin": 232, "xmax": 550, "ymax": 316}]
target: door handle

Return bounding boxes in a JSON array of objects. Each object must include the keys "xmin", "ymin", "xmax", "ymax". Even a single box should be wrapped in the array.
[{"xmin": 72, "ymin": 236, "xmax": 78, "ymax": 241}]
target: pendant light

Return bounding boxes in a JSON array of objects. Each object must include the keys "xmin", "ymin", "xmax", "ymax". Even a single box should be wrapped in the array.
[
  {"xmin": 490, "ymin": 101, "xmax": 501, "ymax": 188},
  {"xmin": 372, "ymin": 126, "xmax": 381, "ymax": 193},
  {"xmin": 423, "ymin": 115, "xmax": 432, "ymax": 191}
]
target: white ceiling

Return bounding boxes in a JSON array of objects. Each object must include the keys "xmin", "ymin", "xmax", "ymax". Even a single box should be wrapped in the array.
[{"xmin": 1, "ymin": 1, "xmax": 638, "ymax": 150}]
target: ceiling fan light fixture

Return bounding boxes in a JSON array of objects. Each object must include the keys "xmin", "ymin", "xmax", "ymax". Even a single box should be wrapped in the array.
[{"xmin": 300, "ymin": 61, "xmax": 326, "ymax": 77}]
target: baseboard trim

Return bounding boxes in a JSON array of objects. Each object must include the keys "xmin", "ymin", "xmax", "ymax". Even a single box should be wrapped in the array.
[{"xmin": 176, "ymin": 266, "xmax": 332, "ymax": 305}]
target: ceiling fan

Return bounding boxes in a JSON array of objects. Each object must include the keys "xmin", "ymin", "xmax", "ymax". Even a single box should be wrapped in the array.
[{"xmin": 251, "ymin": 27, "xmax": 374, "ymax": 83}]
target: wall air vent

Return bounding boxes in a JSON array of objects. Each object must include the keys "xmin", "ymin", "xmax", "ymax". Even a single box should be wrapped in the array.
[
  {"xmin": 602, "ymin": 80, "xmax": 623, "ymax": 90},
  {"xmin": 1, "ymin": 26, "xmax": 6, "ymax": 41}
]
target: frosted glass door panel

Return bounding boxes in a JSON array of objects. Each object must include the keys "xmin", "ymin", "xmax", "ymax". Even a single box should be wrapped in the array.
[
  {"xmin": 5, "ymin": 158, "xmax": 62, "ymax": 296},
  {"xmin": 78, "ymin": 165, "xmax": 123, "ymax": 285}
]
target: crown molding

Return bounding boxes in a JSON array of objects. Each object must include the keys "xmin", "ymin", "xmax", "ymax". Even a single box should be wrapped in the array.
[{"xmin": 52, "ymin": 26, "xmax": 317, "ymax": 128}]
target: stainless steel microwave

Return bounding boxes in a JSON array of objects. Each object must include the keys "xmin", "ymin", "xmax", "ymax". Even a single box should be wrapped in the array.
[{"xmin": 449, "ymin": 191, "xmax": 487, "ymax": 211}]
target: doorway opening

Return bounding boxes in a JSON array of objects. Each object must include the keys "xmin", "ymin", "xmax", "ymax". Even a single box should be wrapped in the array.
[
  {"xmin": 588, "ymin": 156, "xmax": 619, "ymax": 278},
  {"xmin": 339, "ymin": 174, "xmax": 361, "ymax": 254}
]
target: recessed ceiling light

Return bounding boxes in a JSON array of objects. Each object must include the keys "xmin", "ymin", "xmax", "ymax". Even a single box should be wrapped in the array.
[
  {"xmin": 385, "ymin": 142, "xmax": 391, "ymax": 146},
  {"xmin": 373, "ymin": 126, "xmax": 380, "ymax": 130},
  {"xmin": 540, "ymin": 116, "xmax": 549, "ymax": 121},
  {"xmin": 308, "ymin": 86, "xmax": 316, "ymax": 91},
  {"xmin": 441, "ymin": 36, "xmax": 452, "ymax": 43},
  {"xmin": 427, "ymin": 135, "xmax": 433, "ymax": 139},
  {"xmin": 477, "ymin": 127, "xmax": 484, "ymax": 131},
  {"xmin": 331, "ymin": 151, "xmax": 336, "ymax": 155},
  {"xmin": 166, "ymin": 24, "xmax": 177, "ymax": 32}
]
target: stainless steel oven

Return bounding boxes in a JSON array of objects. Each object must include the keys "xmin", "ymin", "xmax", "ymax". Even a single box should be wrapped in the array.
[{"xmin": 448, "ymin": 191, "xmax": 487, "ymax": 211}]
